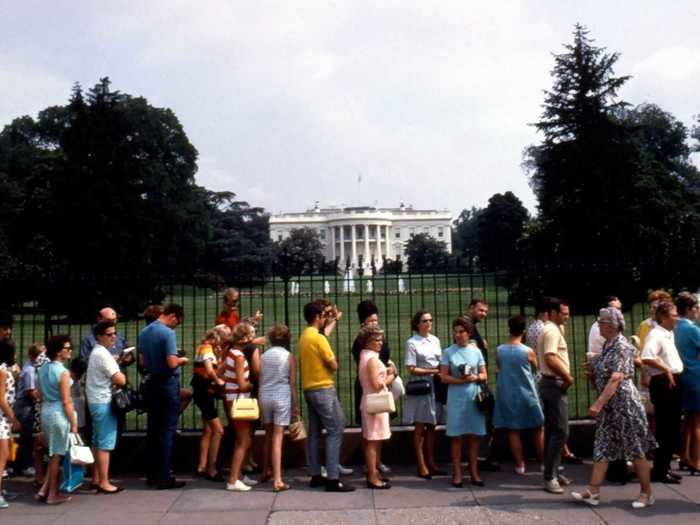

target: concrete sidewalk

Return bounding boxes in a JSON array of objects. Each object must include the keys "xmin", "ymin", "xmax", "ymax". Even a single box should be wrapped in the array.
[{"xmin": 2, "ymin": 462, "xmax": 698, "ymax": 525}]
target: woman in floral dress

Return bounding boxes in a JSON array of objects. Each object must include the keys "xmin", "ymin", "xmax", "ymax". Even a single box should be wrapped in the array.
[{"xmin": 572, "ymin": 307, "xmax": 657, "ymax": 509}]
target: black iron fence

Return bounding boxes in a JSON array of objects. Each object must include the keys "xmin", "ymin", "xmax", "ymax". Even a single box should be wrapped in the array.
[{"xmin": 5, "ymin": 264, "xmax": 668, "ymax": 431}]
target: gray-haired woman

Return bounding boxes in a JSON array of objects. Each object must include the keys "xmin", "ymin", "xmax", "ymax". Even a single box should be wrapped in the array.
[{"xmin": 571, "ymin": 307, "xmax": 657, "ymax": 509}]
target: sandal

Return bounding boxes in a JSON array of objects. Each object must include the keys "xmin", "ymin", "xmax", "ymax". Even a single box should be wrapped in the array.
[
  {"xmin": 632, "ymin": 492, "xmax": 655, "ymax": 509},
  {"xmin": 571, "ymin": 488, "xmax": 600, "ymax": 506},
  {"xmin": 366, "ymin": 479, "xmax": 391, "ymax": 490},
  {"xmin": 46, "ymin": 493, "xmax": 72, "ymax": 505},
  {"xmin": 272, "ymin": 482, "xmax": 290, "ymax": 492},
  {"xmin": 33, "ymin": 492, "xmax": 47, "ymax": 502}
]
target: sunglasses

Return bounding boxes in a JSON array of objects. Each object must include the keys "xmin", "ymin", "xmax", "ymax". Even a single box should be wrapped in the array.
[{"xmin": 420, "ymin": 318, "xmax": 433, "ymax": 323}]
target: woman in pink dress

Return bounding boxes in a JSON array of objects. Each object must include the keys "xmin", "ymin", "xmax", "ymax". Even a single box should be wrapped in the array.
[{"xmin": 358, "ymin": 326, "xmax": 394, "ymax": 489}]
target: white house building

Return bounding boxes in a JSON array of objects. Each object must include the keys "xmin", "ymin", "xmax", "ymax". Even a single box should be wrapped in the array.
[{"xmin": 270, "ymin": 203, "xmax": 452, "ymax": 273}]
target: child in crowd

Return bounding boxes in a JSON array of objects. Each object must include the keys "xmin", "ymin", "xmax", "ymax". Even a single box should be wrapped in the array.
[{"xmin": 69, "ymin": 360, "xmax": 87, "ymax": 439}]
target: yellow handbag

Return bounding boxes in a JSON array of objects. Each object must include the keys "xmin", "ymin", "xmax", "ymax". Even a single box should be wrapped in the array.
[
  {"xmin": 231, "ymin": 398, "xmax": 260, "ymax": 421},
  {"xmin": 8, "ymin": 438, "xmax": 18, "ymax": 462}
]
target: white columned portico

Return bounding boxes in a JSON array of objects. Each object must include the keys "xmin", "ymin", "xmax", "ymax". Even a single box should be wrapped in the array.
[
  {"xmin": 339, "ymin": 226, "xmax": 345, "ymax": 263},
  {"xmin": 364, "ymin": 225, "xmax": 370, "ymax": 268},
  {"xmin": 330, "ymin": 226, "xmax": 336, "ymax": 260},
  {"xmin": 386, "ymin": 225, "xmax": 392, "ymax": 259},
  {"xmin": 351, "ymin": 225, "xmax": 357, "ymax": 266}
]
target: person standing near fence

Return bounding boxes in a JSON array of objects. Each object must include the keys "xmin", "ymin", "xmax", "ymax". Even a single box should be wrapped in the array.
[
  {"xmin": 86, "ymin": 321, "xmax": 126, "ymax": 494},
  {"xmin": 300, "ymin": 300, "xmax": 354, "ymax": 492},
  {"xmin": 465, "ymin": 299, "xmax": 500, "ymax": 472},
  {"xmin": 525, "ymin": 299, "xmax": 548, "ymax": 350},
  {"xmin": 79, "ymin": 307, "xmax": 132, "ymax": 365},
  {"xmin": 0, "ymin": 338, "xmax": 19, "ymax": 509},
  {"xmin": 13, "ymin": 343, "xmax": 44, "ymax": 477},
  {"xmin": 537, "ymin": 297, "xmax": 574, "ymax": 494},
  {"xmin": 138, "ymin": 303, "xmax": 188, "ymax": 490},
  {"xmin": 641, "ymin": 300, "xmax": 684, "ymax": 484}
]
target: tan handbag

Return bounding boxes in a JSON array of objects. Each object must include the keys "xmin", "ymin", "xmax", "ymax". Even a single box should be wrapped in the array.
[
  {"xmin": 366, "ymin": 391, "xmax": 396, "ymax": 414},
  {"xmin": 288, "ymin": 416, "xmax": 307, "ymax": 441},
  {"xmin": 231, "ymin": 398, "xmax": 260, "ymax": 421}
]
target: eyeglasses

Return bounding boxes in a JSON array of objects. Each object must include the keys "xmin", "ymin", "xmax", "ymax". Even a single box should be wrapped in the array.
[
  {"xmin": 105, "ymin": 332, "xmax": 117, "ymax": 337},
  {"xmin": 62, "ymin": 345, "xmax": 72, "ymax": 350}
]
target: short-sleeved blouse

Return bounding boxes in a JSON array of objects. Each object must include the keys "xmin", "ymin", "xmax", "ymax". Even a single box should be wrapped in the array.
[{"xmin": 405, "ymin": 334, "xmax": 442, "ymax": 381}]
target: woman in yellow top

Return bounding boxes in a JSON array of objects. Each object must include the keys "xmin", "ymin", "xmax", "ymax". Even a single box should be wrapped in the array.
[{"xmin": 192, "ymin": 325, "xmax": 230, "ymax": 481}]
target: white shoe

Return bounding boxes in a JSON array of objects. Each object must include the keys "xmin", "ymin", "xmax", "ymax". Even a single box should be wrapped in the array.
[
  {"xmin": 226, "ymin": 480, "xmax": 252, "ymax": 492},
  {"xmin": 242, "ymin": 475, "xmax": 258, "ymax": 486},
  {"xmin": 320, "ymin": 466, "xmax": 327, "ymax": 478},
  {"xmin": 21, "ymin": 467, "xmax": 36, "ymax": 477},
  {"xmin": 544, "ymin": 479, "xmax": 564, "ymax": 494},
  {"xmin": 514, "ymin": 464, "xmax": 526, "ymax": 475},
  {"xmin": 557, "ymin": 474, "xmax": 572, "ymax": 486},
  {"xmin": 631, "ymin": 493, "xmax": 655, "ymax": 509},
  {"xmin": 571, "ymin": 489, "xmax": 600, "ymax": 506},
  {"xmin": 378, "ymin": 463, "xmax": 391, "ymax": 475},
  {"xmin": 338, "ymin": 465, "xmax": 354, "ymax": 475}
]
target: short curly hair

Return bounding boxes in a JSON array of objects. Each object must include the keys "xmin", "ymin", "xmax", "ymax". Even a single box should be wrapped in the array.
[{"xmin": 355, "ymin": 325, "xmax": 384, "ymax": 350}]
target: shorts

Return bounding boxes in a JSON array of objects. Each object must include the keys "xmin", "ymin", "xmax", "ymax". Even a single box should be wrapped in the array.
[
  {"xmin": 193, "ymin": 385, "xmax": 219, "ymax": 421},
  {"xmin": 88, "ymin": 402, "xmax": 117, "ymax": 451},
  {"xmin": 260, "ymin": 397, "xmax": 291, "ymax": 426}
]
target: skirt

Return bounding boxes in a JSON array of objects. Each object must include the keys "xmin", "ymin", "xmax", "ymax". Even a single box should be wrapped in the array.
[{"xmin": 41, "ymin": 403, "xmax": 70, "ymax": 457}]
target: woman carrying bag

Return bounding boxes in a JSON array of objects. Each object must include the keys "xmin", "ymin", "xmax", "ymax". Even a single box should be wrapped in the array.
[
  {"xmin": 36, "ymin": 335, "xmax": 77, "ymax": 505},
  {"xmin": 439, "ymin": 318, "xmax": 487, "ymax": 488},
  {"xmin": 221, "ymin": 323, "xmax": 258, "ymax": 492},
  {"xmin": 259, "ymin": 324, "xmax": 299, "ymax": 492},
  {"xmin": 358, "ymin": 326, "xmax": 394, "ymax": 489}
]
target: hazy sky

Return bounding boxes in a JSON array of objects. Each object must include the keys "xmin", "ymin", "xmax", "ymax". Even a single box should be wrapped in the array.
[{"xmin": 2, "ymin": 1, "xmax": 699, "ymax": 218}]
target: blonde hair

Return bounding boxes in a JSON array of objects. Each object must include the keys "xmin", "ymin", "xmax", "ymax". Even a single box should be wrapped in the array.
[
  {"xmin": 203, "ymin": 324, "xmax": 231, "ymax": 348},
  {"xmin": 231, "ymin": 322, "xmax": 255, "ymax": 346}
]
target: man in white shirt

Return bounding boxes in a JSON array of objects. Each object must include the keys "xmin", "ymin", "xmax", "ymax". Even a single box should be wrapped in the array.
[
  {"xmin": 537, "ymin": 297, "xmax": 573, "ymax": 494},
  {"xmin": 641, "ymin": 301, "xmax": 683, "ymax": 484}
]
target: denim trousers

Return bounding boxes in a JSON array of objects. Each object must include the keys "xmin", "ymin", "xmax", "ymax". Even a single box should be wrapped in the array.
[
  {"xmin": 539, "ymin": 376, "xmax": 569, "ymax": 481},
  {"xmin": 304, "ymin": 387, "xmax": 345, "ymax": 480},
  {"xmin": 145, "ymin": 375, "xmax": 180, "ymax": 483}
]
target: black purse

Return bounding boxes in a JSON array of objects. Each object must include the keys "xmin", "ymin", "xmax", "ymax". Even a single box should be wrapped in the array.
[
  {"xmin": 405, "ymin": 380, "xmax": 432, "ymax": 396},
  {"xmin": 475, "ymin": 381, "xmax": 495, "ymax": 413},
  {"xmin": 111, "ymin": 387, "xmax": 142, "ymax": 415}
]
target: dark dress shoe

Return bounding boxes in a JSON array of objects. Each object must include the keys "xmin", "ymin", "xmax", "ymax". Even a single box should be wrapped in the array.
[
  {"xmin": 651, "ymin": 473, "xmax": 681, "ymax": 484},
  {"xmin": 366, "ymin": 480, "xmax": 391, "ymax": 490},
  {"xmin": 428, "ymin": 467, "xmax": 447, "ymax": 476},
  {"xmin": 477, "ymin": 460, "xmax": 501, "ymax": 472},
  {"xmin": 156, "ymin": 479, "xmax": 186, "ymax": 490},
  {"xmin": 309, "ymin": 475, "xmax": 325, "ymax": 488},
  {"xmin": 325, "ymin": 479, "xmax": 355, "ymax": 492},
  {"xmin": 667, "ymin": 471, "xmax": 682, "ymax": 481},
  {"xmin": 97, "ymin": 486, "xmax": 125, "ymax": 494},
  {"xmin": 471, "ymin": 479, "xmax": 485, "ymax": 487},
  {"xmin": 417, "ymin": 471, "xmax": 432, "ymax": 480},
  {"xmin": 450, "ymin": 481, "xmax": 463, "ymax": 488}
]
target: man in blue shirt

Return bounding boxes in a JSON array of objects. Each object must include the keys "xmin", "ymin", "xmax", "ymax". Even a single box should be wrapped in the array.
[
  {"xmin": 138, "ymin": 303, "xmax": 188, "ymax": 489},
  {"xmin": 80, "ymin": 307, "xmax": 133, "ymax": 365}
]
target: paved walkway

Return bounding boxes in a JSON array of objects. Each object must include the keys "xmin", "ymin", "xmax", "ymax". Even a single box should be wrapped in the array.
[{"xmin": 2, "ymin": 462, "xmax": 698, "ymax": 524}]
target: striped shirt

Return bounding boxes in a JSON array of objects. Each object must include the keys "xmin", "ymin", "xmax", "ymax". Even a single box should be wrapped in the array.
[{"xmin": 223, "ymin": 348, "xmax": 250, "ymax": 401}]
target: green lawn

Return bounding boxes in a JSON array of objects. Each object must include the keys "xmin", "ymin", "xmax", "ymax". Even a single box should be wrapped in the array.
[{"xmin": 10, "ymin": 273, "xmax": 652, "ymax": 430}]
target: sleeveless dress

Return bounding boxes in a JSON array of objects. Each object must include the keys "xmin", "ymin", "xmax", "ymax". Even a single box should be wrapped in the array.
[
  {"xmin": 359, "ymin": 349, "xmax": 391, "ymax": 441},
  {"xmin": 259, "ymin": 346, "xmax": 292, "ymax": 426},
  {"xmin": 39, "ymin": 361, "xmax": 72, "ymax": 456},
  {"xmin": 493, "ymin": 343, "xmax": 544, "ymax": 429},
  {"xmin": 0, "ymin": 363, "xmax": 16, "ymax": 439}
]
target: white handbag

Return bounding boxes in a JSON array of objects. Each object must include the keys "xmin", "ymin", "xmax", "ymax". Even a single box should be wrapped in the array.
[
  {"xmin": 366, "ymin": 391, "xmax": 396, "ymax": 414},
  {"xmin": 68, "ymin": 433, "xmax": 94, "ymax": 465},
  {"xmin": 390, "ymin": 375, "xmax": 405, "ymax": 400}
]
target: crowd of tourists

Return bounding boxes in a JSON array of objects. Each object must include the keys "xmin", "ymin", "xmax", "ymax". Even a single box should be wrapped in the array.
[{"xmin": 0, "ymin": 287, "xmax": 698, "ymax": 510}]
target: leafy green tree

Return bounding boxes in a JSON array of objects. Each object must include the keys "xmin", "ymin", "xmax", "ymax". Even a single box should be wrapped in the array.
[
  {"xmin": 477, "ymin": 192, "xmax": 529, "ymax": 269},
  {"xmin": 274, "ymin": 227, "xmax": 325, "ymax": 276},
  {"xmin": 452, "ymin": 206, "xmax": 482, "ymax": 258},
  {"xmin": 205, "ymin": 191, "xmax": 274, "ymax": 284},
  {"xmin": 405, "ymin": 233, "xmax": 448, "ymax": 273}
]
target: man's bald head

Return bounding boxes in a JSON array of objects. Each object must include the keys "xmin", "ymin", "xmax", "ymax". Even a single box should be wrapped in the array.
[{"xmin": 98, "ymin": 307, "xmax": 118, "ymax": 323}]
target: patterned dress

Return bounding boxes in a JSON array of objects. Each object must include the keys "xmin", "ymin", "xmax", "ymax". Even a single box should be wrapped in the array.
[
  {"xmin": 0, "ymin": 363, "xmax": 16, "ymax": 439},
  {"xmin": 592, "ymin": 334, "xmax": 657, "ymax": 462}
]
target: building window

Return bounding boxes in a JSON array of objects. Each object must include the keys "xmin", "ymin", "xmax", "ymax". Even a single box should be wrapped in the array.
[
  {"xmin": 356, "ymin": 225, "xmax": 364, "ymax": 239},
  {"xmin": 409, "ymin": 227, "xmax": 415, "ymax": 237},
  {"xmin": 320, "ymin": 229, "xmax": 326, "ymax": 240},
  {"xmin": 395, "ymin": 230, "xmax": 401, "ymax": 239},
  {"xmin": 380, "ymin": 227, "xmax": 386, "ymax": 239},
  {"xmin": 438, "ymin": 227, "xmax": 444, "ymax": 238}
]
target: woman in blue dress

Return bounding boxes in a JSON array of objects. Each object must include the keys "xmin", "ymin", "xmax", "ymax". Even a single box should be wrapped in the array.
[
  {"xmin": 439, "ymin": 317, "xmax": 486, "ymax": 487},
  {"xmin": 674, "ymin": 292, "xmax": 700, "ymax": 472},
  {"xmin": 493, "ymin": 315, "xmax": 544, "ymax": 474}
]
